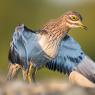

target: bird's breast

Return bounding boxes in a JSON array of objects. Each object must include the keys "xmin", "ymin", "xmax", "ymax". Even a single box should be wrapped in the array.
[{"xmin": 38, "ymin": 35, "xmax": 59, "ymax": 58}]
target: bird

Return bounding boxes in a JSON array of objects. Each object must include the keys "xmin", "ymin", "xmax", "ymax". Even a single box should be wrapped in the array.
[{"xmin": 7, "ymin": 11, "xmax": 95, "ymax": 87}]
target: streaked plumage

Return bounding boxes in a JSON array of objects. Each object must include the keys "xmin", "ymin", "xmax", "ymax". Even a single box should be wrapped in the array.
[{"xmin": 7, "ymin": 11, "xmax": 95, "ymax": 84}]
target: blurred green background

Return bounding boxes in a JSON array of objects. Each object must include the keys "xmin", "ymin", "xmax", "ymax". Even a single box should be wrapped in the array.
[{"xmin": 0, "ymin": 0, "xmax": 95, "ymax": 80}]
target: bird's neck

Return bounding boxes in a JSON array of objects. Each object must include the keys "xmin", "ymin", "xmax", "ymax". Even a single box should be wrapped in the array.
[
  {"xmin": 38, "ymin": 18, "xmax": 70, "ymax": 58},
  {"xmin": 41, "ymin": 18, "xmax": 70, "ymax": 42}
]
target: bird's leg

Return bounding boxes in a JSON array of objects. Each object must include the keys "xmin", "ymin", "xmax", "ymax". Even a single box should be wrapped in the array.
[
  {"xmin": 22, "ymin": 68, "xmax": 27, "ymax": 81},
  {"xmin": 27, "ymin": 64, "xmax": 32, "ymax": 83},
  {"xmin": 32, "ymin": 67, "xmax": 37, "ymax": 82},
  {"xmin": 7, "ymin": 64, "xmax": 21, "ymax": 80},
  {"xmin": 22, "ymin": 64, "xmax": 37, "ymax": 83},
  {"xmin": 21, "ymin": 64, "xmax": 32, "ymax": 83},
  {"xmin": 69, "ymin": 71, "xmax": 95, "ymax": 88}
]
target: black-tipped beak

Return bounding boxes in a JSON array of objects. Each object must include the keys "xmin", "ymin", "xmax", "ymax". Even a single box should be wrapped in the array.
[
  {"xmin": 78, "ymin": 21, "xmax": 88, "ymax": 31},
  {"xmin": 81, "ymin": 25, "xmax": 88, "ymax": 31}
]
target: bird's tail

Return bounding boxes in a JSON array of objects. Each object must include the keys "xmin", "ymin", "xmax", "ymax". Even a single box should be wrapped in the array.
[{"xmin": 75, "ymin": 55, "xmax": 95, "ymax": 83}]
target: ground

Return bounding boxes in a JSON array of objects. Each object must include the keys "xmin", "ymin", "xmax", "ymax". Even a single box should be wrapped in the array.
[{"xmin": 0, "ymin": 74, "xmax": 95, "ymax": 95}]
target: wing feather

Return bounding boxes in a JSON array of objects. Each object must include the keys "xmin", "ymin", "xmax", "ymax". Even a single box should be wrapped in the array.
[
  {"xmin": 46, "ymin": 35, "xmax": 85, "ymax": 75},
  {"xmin": 8, "ymin": 24, "xmax": 36, "ymax": 69}
]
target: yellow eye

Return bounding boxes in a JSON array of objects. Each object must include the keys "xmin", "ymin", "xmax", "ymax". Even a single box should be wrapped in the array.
[{"xmin": 71, "ymin": 16, "xmax": 78, "ymax": 21}]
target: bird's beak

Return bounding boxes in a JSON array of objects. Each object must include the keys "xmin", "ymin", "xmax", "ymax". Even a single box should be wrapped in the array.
[
  {"xmin": 80, "ymin": 24, "xmax": 88, "ymax": 31},
  {"xmin": 79, "ymin": 21, "xmax": 88, "ymax": 31}
]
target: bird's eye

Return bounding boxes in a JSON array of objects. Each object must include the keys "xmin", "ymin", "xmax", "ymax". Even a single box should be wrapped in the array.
[{"xmin": 70, "ymin": 16, "xmax": 78, "ymax": 21}]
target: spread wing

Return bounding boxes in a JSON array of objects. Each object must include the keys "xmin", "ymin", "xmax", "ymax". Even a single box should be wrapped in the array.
[
  {"xmin": 46, "ymin": 35, "xmax": 85, "ymax": 75},
  {"xmin": 8, "ymin": 24, "xmax": 37, "ymax": 69}
]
